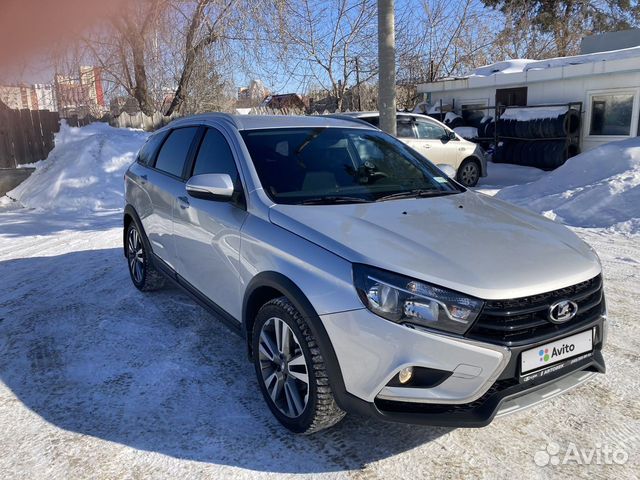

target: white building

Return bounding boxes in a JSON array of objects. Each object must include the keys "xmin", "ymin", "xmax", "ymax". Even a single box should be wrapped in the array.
[
  {"xmin": 0, "ymin": 83, "xmax": 57, "ymax": 111},
  {"xmin": 417, "ymin": 46, "xmax": 640, "ymax": 152},
  {"xmin": 33, "ymin": 84, "xmax": 56, "ymax": 111}
]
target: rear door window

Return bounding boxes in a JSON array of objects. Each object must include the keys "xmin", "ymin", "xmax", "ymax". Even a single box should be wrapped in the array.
[{"xmin": 154, "ymin": 127, "xmax": 198, "ymax": 178}]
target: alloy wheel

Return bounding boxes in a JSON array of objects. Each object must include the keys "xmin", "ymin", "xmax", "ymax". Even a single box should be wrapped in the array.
[
  {"xmin": 459, "ymin": 162, "xmax": 479, "ymax": 186},
  {"xmin": 127, "ymin": 227, "xmax": 145, "ymax": 284},
  {"xmin": 258, "ymin": 317, "xmax": 310, "ymax": 418}
]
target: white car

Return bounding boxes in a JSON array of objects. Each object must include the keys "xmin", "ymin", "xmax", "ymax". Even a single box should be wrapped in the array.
[{"xmin": 344, "ymin": 112, "xmax": 487, "ymax": 187}]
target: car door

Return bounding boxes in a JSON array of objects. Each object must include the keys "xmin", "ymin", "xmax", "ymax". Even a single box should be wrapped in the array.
[
  {"xmin": 173, "ymin": 126, "xmax": 248, "ymax": 319},
  {"xmin": 411, "ymin": 119, "xmax": 461, "ymax": 168},
  {"xmin": 144, "ymin": 126, "xmax": 199, "ymax": 270}
]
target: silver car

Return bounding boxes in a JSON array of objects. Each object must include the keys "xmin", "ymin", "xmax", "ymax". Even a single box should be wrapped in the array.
[{"xmin": 124, "ymin": 114, "xmax": 606, "ymax": 434}]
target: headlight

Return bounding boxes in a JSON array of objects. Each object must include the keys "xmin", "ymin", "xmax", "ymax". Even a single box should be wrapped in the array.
[{"xmin": 353, "ymin": 264, "xmax": 483, "ymax": 334}]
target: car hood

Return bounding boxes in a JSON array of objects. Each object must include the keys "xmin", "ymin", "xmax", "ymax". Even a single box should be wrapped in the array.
[{"xmin": 269, "ymin": 191, "xmax": 601, "ymax": 300}]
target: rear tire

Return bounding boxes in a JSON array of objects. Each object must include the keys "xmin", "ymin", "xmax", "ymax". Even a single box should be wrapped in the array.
[
  {"xmin": 125, "ymin": 222, "xmax": 165, "ymax": 291},
  {"xmin": 456, "ymin": 158, "xmax": 481, "ymax": 187},
  {"xmin": 252, "ymin": 297, "xmax": 345, "ymax": 434}
]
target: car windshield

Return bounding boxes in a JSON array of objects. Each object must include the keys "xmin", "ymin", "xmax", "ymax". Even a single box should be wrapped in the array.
[{"xmin": 240, "ymin": 127, "xmax": 462, "ymax": 205}]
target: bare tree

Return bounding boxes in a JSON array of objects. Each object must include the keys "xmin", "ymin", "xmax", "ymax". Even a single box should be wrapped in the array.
[
  {"xmin": 81, "ymin": 0, "xmax": 167, "ymax": 115},
  {"xmin": 164, "ymin": 0, "xmax": 237, "ymax": 115},
  {"xmin": 395, "ymin": 0, "xmax": 498, "ymax": 86},
  {"xmin": 275, "ymin": 0, "xmax": 377, "ymax": 111}
]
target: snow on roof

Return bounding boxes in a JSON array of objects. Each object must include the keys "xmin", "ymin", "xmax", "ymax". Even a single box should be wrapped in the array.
[
  {"xmin": 470, "ymin": 45, "xmax": 640, "ymax": 78},
  {"xmin": 500, "ymin": 106, "xmax": 568, "ymax": 121},
  {"xmin": 420, "ymin": 45, "xmax": 640, "ymax": 92},
  {"xmin": 471, "ymin": 59, "xmax": 538, "ymax": 77}
]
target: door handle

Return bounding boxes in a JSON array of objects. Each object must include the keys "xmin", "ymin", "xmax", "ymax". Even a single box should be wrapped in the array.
[
  {"xmin": 140, "ymin": 174, "xmax": 148, "ymax": 185},
  {"xmin": 177, "ymin": 196, "xmax": 190, "ymax": 209}
]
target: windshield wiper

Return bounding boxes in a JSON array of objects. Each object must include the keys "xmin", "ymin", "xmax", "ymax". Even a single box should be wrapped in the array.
[
  {"xmin": 375, "ymin": 189, "xmax": 457, "ymax": 202},
  {"xmin": 300, "ymin": 196, "xmax": 373, "ymax": 205}
]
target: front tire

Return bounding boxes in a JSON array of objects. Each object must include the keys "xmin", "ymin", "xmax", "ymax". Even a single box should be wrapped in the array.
[
  {"xmin": 252, "ymin": 297, "xmax": 345, "ymax": 434},
  {"xmin": 125, "ymin": 222, "xmax": 165, "ymax": 291},
  {"xmin": 457, "ymin": 158, "xmax": 481, "ymax": 187}
]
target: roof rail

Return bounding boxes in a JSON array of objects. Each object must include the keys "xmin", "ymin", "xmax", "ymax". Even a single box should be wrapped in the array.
[
  {"xmin": 169, "ymin": 112, "xmax": 238, "ymax": 127},
  {"xmin": 322, "ymin": 114, "xmax": 380, "ymax": 130}
]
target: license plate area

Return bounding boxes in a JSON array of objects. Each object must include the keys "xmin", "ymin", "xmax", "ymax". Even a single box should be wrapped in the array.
[{"xmin": 520, "ymin": 329, "xmax": 594, "ymax": 378}]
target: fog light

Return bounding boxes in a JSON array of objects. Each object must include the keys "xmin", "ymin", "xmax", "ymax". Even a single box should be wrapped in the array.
[{"xmin": 398, "ymin": 366, "xmax": 413, "ymax": 384}]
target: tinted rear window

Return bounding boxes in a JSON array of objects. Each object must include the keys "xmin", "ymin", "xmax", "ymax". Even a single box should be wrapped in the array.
[
  {"xmin": 154, "ymin": 127, "xmax": 198, "ymax": 178},
  {"xmin": 138, "ymin": 130, "xmax": 168, "ymax": 165}
]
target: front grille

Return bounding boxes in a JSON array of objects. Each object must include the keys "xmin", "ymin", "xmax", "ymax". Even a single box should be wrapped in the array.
[{"xmin": 467, "ymin": 275, "xmax": 604, "ymax": 346}]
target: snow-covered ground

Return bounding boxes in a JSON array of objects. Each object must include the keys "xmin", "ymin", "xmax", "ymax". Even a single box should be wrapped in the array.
[
  {"xmin": 495, "ymin": 138, "xmax": 640, "ymax": 233},
  {"xmin": 0, "ymin": 124, "xmax": 638, "ymax": 479}
]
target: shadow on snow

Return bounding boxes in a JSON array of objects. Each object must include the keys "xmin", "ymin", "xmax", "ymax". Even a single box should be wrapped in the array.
[{"xmin": 0, "ymin": 247, "xmax": 450, "ymax": 473}]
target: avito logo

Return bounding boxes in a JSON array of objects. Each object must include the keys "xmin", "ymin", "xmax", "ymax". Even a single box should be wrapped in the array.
[{"xmin": 539, "ymin": 343, "xmax": 575, "ymax": 363}]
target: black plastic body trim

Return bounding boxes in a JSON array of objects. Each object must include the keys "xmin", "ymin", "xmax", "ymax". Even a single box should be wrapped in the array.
[
  {"xmin": 242, "ymin": 271, "xmax": 353, "ymax": 412},
  {"xmin": 368, "ymin": 316, "xmax": 606, "ymax": 427},
  {"xmin": 372, "ymin": 351, "xmax": 605, "ymax": 427},
  {"xmin": 149, "ymin": 251, "xmax": 242, "ymax": 336},
  {"xmin": 124, "ymin": 205, "xmax": 241, "ymax": 335}
]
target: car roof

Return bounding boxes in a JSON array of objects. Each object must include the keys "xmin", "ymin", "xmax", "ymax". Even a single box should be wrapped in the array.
[
  {"xmin": 343, "ymin": 111, "xmax": 433, "ymax": 120},
  {"xmin": 343, "ymin": 110, "xmax": 454, "ymax": 131},
  {"xmin": 168, "ymin": 113, "xmax": 377, "ymax": 131}
]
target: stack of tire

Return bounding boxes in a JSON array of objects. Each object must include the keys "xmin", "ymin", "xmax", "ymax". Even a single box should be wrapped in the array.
[
  {"xmin": 493, "ymin": 109, "xmax": 581, "ymax": 170},
  {"xmin": 478, "ymin": 116, "xmax": 496, "ymax": 138}
]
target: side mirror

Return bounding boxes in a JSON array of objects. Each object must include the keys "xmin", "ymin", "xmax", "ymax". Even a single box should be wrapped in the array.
[
  {"xmin": 186, "ymin": 173, "xmax": 234, "ymax": 200},
  {"xmin": 436, "ymin": 164, "xmax": 456, "ymax": 178},
  {"xmin": 441, "ymin": 131, "xmax": 457, "ymax": 143}
]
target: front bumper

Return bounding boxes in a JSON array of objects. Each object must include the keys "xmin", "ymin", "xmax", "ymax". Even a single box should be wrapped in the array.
[{"xmin": 321, "ymin": 308, "xmax": 605, "ymax": 427}]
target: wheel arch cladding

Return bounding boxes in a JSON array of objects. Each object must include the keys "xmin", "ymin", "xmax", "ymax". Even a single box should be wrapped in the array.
[
  {"xmin": 242, "ymin": 271, "xmax": 350, "ymax": 408},
  {"xmin": 123, "ymin": 205, "xmax": 149, "ymax": 258},
  {"xmin": 123, "ymin": 209, "xmax": 135, "ymax": 258}
]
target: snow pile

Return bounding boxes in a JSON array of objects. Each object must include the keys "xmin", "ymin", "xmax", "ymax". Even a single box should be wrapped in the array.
[
  {"xmin": 5, "ymin": 122, "xmax": 148, "ymax": 212},
  {"xmin": 496, "ymin": 137, "xmax": 640, "ymax": 232},
  {"xmin": 454, "ymin": 126, "xmax": 478, "ymax": 139},
  {"xmin": 500, "ymin": 106, "xmax": 568, "ymax": 121}
]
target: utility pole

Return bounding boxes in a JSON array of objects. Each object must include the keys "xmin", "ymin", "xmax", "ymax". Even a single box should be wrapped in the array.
[
  {"xmin": 377, "ymin": 0, "xmax": 396, "ymax": 135},
  {"xmin": 354, "ymin": 56, "xmax": 362, "ymax": 111}
]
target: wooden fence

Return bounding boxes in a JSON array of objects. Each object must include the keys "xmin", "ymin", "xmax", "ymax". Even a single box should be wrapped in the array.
[
  {"xmin": 110, "ymin": 111, "xmax": 180, "ymax": 131},
  {"xmin": 0, "ymin": 106, "xmax": 60, "ymax": 168}
]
